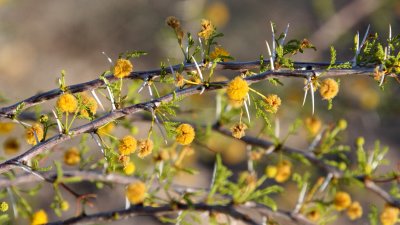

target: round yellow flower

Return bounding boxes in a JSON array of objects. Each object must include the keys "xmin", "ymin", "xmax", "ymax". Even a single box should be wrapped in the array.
[
  {"xmin": 337, "ymin": 119, "xmax": 347, "ymax": 130},
  {"xmin": 205, "ymin": 2, "xmax": 230, "ymax": 27},
  {"xmin": 226, "ymin": 76, "xmax": 249, "ymax": 103},
  {"xmin": 124, "ymin": 162, "xmax": 136, "ymax": 175},
  {"xmin": 64, "ymin": 147, "xmax": 81, "ymax": 166},
  {"xmin": 0, "ymin": 201, "xmax": 8, "ymax": 212},
  {"xmin": 304, "ymin": 117, "xmax": 322, "ymax": 136},
  {"xmin": 57, "ymin": 93, "xmax": 78, "ymax": 113},
  {"xmin": 25, "ymin": 123, "xmax": 44, "ymax": 145},
  {"xmin": 319, "ymin": 78, "xmax": 339, "ymax": 100},
  {"xmin": 230, "ymin": 123, "xmax": 247, "ymax": 139},
  {"xmin": 118, "ymin": 135, "xmax": 137, "ymax": 156},
  {"xmin": 347, "ymin": 201, "xmax": 363, "ymax": 220},
  {"xmin": 79, "ymin": 92, "xmax": 98, "ymax": 118},
  {"xmin": 333, "ymin": 191, "xmax": 352, "ymax": 211},
  {"xmin": 126, "ymin": 181, "xmax": 146, "ymax": 204},
  {"xmin": 31, "ymin": 209, "xmax": 48, "ymax": 225},
  {"xmin": 138, "ymin": 139, "xmax": 154, "ymax": 158},
  {"xmin": 265, "ymin": 165, "xmax": 277, "ymax": 178},
  {"xmin": 210, "ymin": 46, "xmax": 230, "ymax": 61},
  {"xmin": 275, "ymin": 160, "xmax": 291, "ymax": 183},
  {"xmin": 306, "ymin": 209, "xmax": 320, "ymax": 222},
  {"xmin": 113, "ymin": 58, "xmax": 133, "ymax": 78},
  {"xmin": 198, "ymin": 19, "xmax": 214, "ymax": 40},
  {"xmin": 61, "ymin": 201, "xmax": 69, "ymax": 211},
  {"xmin": 175, "ymin": 123, "xmax": 195, "ymax": 145},
  {"xmin": 0, "ymin": 122, "xmax": 14, "ymax": 134},
  {"xmin": 264, "ymin": 94, "xmax": 281, "ymax": 113},
  {"xmin": 3, "ymin": 137, "xmax": 20, "ymax": 155},
  {"xmin": 380, "ymin": 205, "xmax": 399, "ymax": 225}
]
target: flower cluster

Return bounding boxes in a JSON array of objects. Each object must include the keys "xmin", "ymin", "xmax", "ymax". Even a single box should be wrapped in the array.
[
  {"xmin": 113, "ymin": 58, "xmax": 133, "ymax": 78},
  {"xmin": 175, "ymin": 123, "xmax": 195, "ymax": 145},
  {"xmin": 25, "ymin": 123, "xmax": 44, "ymax": 145},
  {"xmin": 210, "ymin": 46, "xmax": 230, "ymax": 61},
  {"xmin": 319, "ymin": 78, "xmax": 339, "ymax": 100},
  {"xmin": 138, "ymin": 139, "xmax": 154, "ymax": 158},
  {"xmin": 118, "ymin": 135, "xmax": 137, "ymax": 156},
  {"xmin": 265, "ymin": 160, "xmax": 292, "ymax": 183},
  {"xmin": 79, "ymin": 92, "xmax": 98, "ymax": 118},
  {"xmin": 126, "ymin": 181, "xmax": 146, "ymax": 204},
  {"xmin": 230, "ymin": 123, "xmax": 247, "ymax": 139},
  {"xmin": 198, "ymin": 19, "xmax": 214, "ymax": 40},
  {"xmin": 31, "ymin": 209, "xmax": 48, "ymax": 225},
  {"xmin": 333, "ymin": 192, "xmax": 363, "ymax": 220},
  {"xmin": 57, "ymin": 93, "xmax": 78, "ymax": 113},
  {"xmin": 226, "ymin": 76, "xmax": 249, "ymax": 105},
  {"xmin": 64, "ymin": 147, "xmax": 81, "ymax": 166},
  {"xmin": 264, "ymin": 94, "xmax": 281, "ymax": 113}
]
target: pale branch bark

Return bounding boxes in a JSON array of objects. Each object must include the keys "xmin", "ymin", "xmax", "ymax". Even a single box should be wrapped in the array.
[{"xmin": 0, "ymin": 60, "xmax": 376, "ymax": 119}]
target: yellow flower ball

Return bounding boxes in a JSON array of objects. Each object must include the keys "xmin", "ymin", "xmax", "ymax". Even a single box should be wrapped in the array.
[
  {"xmin": 319, "ymin": 78, "xmax": 339, "ymax": 100},
  {"xmin": 138, "ymin": 139, "xmax": 154, "ymax": 158},
  {"xmin": 347, "ymin": 201, "xmax": 363, "ymax": 220},
  {"xmin": 31, "ymin": 209, "xmax": 48, "ymax": 225},
  {"xmin": 230, "ymin": 123, "xmax": 247, "ymax": 139},
  {"xmin": 304, "ymin": 116, "xmax": 322, "ymax": 136},
  {"xmin": 175, "ymin": 123, "xmax": 195, "ymax": 145},
  {"xmin": 210, "ymin": 46, "xmax": 230, "ymax": 61},
  {"xmin": 118, "ymin": 135, "xmax": 137, "ymax": 156},
  {"xmin": 380, "ymin": 205, "xmax": 399, "ymax": 225},
  {"xmin": 264, "ymin": 94, "xmax": 281, "ymax": 113},
  {"xmin": 0, "ymin": 201, "xmax": 8, "ymax": 212},
  {"xmin": 98, "ymin": 122, "xmax": 115, "ymax": 136},
  {"xmin": 124, "ymin": 162, "xmax": 136, "ymax": 175},
  {"xmin": 226, "ymin": 76, "xmax": 249, "ymax": 103},
  {"xmin": 57, "ymin": 93, "xmax": 78, "ymax": 113},
  {"xmin": 337, "ymin": 119, "xmax": 347, "ymax": 130},
  {"xmin": 64, "ymin": 147, "xmax": 81, "ymax": 166},
  {"xmin": 79, "ymin": 92, "xmax": 98, "ymax": 118},
  {"xmin": 0, "ymin": 122, "xmax": 14, "ymax": 134},
  {"xmin": 265, "ymin": 165, "xmax": 278, "ymax": 178},
  {"xmin": 275, "ymin": 160, "xmax": 291, "ymax": 183},
  {"xmin": 198, "ymin": 19, "xmax": 214, "ymax": 40},
  {"xmin": 126, "ymin": 181, "xmax": 146, "ymax": 204},
  {"xmin": 113, "ymin": 59, "xmax": 133, "ymax": 78},
  {"xmin": 3, "ymin": 137, "xmax": 20, "ymax": 155},
  {"xmin": 333, "ymin": 191, "xmax": 352, "ymax": 211},
  {"xmin": 61, "ymin": 201, "xmax": 69, "ymax": 211},
  {"xmin": 25, "ymin": 123, "xmax": 44, "ymax": 145},
  {"xmin": 205, "ymin": 2, "xmax": 230, "ymax": 27}
]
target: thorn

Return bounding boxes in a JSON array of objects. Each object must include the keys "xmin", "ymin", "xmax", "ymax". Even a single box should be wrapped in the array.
[
  {"xmin": 388, "ymin": 24, "xmax": 392, "ymax": 56},
  {"xmin": 275, "ymin": 117, "xmax": 280, "ymax": 138},
  {"xmin": 167, "ymin": 59, "xmax": 176, "ymax": 79},
  {"xmin": 125, "ymin": 197, "xmax": 130, "ymax": 210},
  {"xmin": 137, "ymin": 80, "xmax": 147, "ymax": 93},
  {"xmin": 52, "ymin": 109, "xmax": 63, "ymax": 133},
  {"xmin": 102, "ymin": 52, "xmax": 113, "ymax": 65},
  {"xmin": 105, "ymin": 83, "xmax": 116, "ymax": 110},
  {"xmin": 244, "ymin": 100, "xmax": 251, "ymax": 123},
  {"xmin": 302, "ymin": 79, "xmax": 309, "ymax": 106},
  {"xmin": 198, "ymin": 37, "xmax": 205, "ymax": 62},
  {"xmin": 318, "ymin": 173, "xmax": 333, "ymax": 193},
  {"xmin": 279, "ymin": 23, "xmax": 290, "ymax": 46},
  {"xmin": 310, "ymin": 78, "xmax": 315, "ymax": 115},
  {"xmin": 90, "ymin": 132, "xmax": 107, "ymax": 161},
  {"xmin": 147, "ymin": 84, "xmax": 154, "ymax": 100},
  {"xmin": 270, "ymin": 21, "xmax": 276, "ymax": 62},
  {"xmin": 293, "ymin": 183, "xmax": 308, "ymax": 214},
  {"xmin": 91, "ymin": 90, "xmax": 104, "ymax": 111},
  {"xmin": 246, "ymin": 145, "xmax": 254, "ymax": 173},
  {"xmin": 191, "ymin": 56, "xmax": 204, "ymax": 82},
  {"xmin": 247, "ymin": 93, "xmax": 251, "ymax": 106},
  {"xmin": 265, "ymin": 41, "xmax": 275, "ymax": 70},
  {"xmin": 216, "ymin": 94, "xmax": 221, "ymax": 119},
  {"xmin": 209, "ymin": 159, "xmax": 218, "ymax": 190},
  {"xmin": 199, "ymin": 86, "xmax": 206, "ymax": 95},
  {"xmin": 7, "ymin": 188, "xmax": 18, "ymax": 219},
  {"xmin": 151, "ymin": 108, "xmax": 167, "ymax": 144},
  {"xmin": 18, "ymin": 163, "xmax": 45, "ymax": 181}
]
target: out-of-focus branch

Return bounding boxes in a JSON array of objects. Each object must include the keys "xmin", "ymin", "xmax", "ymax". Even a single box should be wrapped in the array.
[{"xmin": 0, "ymin": 60, "xmax": 376, "ymax": 119}]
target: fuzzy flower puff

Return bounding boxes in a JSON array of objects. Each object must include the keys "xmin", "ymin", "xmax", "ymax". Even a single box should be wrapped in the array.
[
  {"xmin": 25, "ymin": 123, "xmax": 44, "ymax": 145},
  {"xmin": 264, "ymin": 94, "xmax": 281, "ymax": 113},
  {"xmin": 79, "ymin": 92, "xmax": 98, "ymax": 118},
  {"xmin": 126, "ymin": 181, "xmax": 146, "ymax": 204},
  {"xmin": 118, "ymin": 135, "xmax": 137, "ymax": 156},
  {"xmin": 138, "ymin": 139, "xmax": 154, "ymax": 158},
  {"xmin": 31, "ymin": 209, "xmax": 48, "ymax": 225},
  {"xmin": 274, "ymin": 160, "xmax": 292, "ymax": 183},
  {"xmin": 226, "ymin": 76, "xmax": 249, "ymax": 104},
  {"xmin": 210, "ymin": 46, "xmax": 230, "ymax": 61},
  {"xmin": 64, "ymin": 147, "xmax": 81, "ymax": 166},
  {"xmin": 113, "ymin": 58, "xmax": 133, "ymax": 78},
  {"xmin": 347, "ymin": 201, "xmax": 363, "ymax": 220},
  {"xmin": 175, "ymin": 123, "xmax": 195, "ymax": 145},
  {"xmin": 231, "ymin": 123, "xmax": 247, "ymax": 139},
  {"xmin": 333, "ymin": 191, "xmax": 352, "ymax": 211},
  {"xmin": 319, "ymin": 78, "xmax": 339, "ymax": 100},
  {"xmin": 380, "ymin": 205, "xmax": 399, "ymax": 225},
  {"xmin": 198, "ymin": 19, "xmax": 215, "ymax": 40},
  {"xmin": 124, "ymin": 162, "xmax": 136, "ymax": 175},
  {"xmin": 56, "ymin": 93, "xmax": 78, "ymax": 113}
]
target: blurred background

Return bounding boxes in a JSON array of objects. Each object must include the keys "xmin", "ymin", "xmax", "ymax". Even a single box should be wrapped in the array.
[{"xmin": 0, "ymin": 0, "xmax": 399, "ymax": 224}]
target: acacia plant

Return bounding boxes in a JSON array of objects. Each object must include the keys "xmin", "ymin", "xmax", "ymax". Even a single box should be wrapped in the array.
[{"xmin": 0, "ymin": 17, "xmax": 399, "ymax": 225}]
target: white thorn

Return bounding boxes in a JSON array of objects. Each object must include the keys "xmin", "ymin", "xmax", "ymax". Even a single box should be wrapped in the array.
[
  {"xmin": 199, "ymin": 86, "xmax": 205, "ymax": 95},
  {"xmin": 90, "ymin": 132, "xmax": 106, "ymax": 159},
  {"xmin": 191, "ymin": 56, "xmax": 204, "ymax": 82},
  {"xmin": 247, "ymin": 93, "xmax": 251, "ymax": 106},
  {"xmin": 7, "ymin": 188, "xmax": 18, "ymax": 219},
  {"xmin": 125, "ymin": 197, "xmax": 130, "ymax": 210},
  {"xmin": 19, "ymin": 164, "xmax": 45, "ymax": 180},
  {"xmin": 270, "ymin": 21, "xmax": 276, "ymax": 62},
  {"xmin": 246, "ymin": 145, "xmax": 254, "ymax": 172},
  {"xmin": 209, "ymin": 159, "xmax": 218, "ymax": 190},
  {"xmin": 52, "ymin": 109, "xmax": 63, "ymax": 133},
  {"xmin": 310, "ymin": 79, "xmax": 315, "ymax": 115},
  {"xmin": 302, "ymin": 80, "xmax": 309, "ymax": 106},
  {"xmin": 262, "ymin": 216, "xmax": 267, "ymax": 225},
  {"xmin": 105, "ymin": 84, "xmax": 116, "ymax": 110},
  {"xmin": 137, "ymin": 80, "xmax": 147, "ymax": 93},
  {"xmin": 293, "ymin": 183, "xmax": 308, "ymax": 214},
  {"xmin": 318, "ymin": 173, "xmax": 333, "ymax": 193},
  {"xmin": 198, "ymin": 37, "xmax": 205, "ymax": 62},
  {"xmin": 280, "ymin": 23, "xmax": 290, "ymax": 46},
  {"xmin": 102, "ymin": 51, "xmax": 113, "ymax": 65},
  {"xmin": 91, "ymin": 90, "xmax": 104, "ymax": 111},
  {"xmin": 275, "ymin": 117, "xmax": 280, "ymax": 138},
  {"xmin": 388, "ymin": 24, "xmax": 392, "ymax": 56},
  {"xmin": 265, "ymin": 41, "xmax": 275, "ymax": 70},
  {"xmin": 147, "ymin": 84, "xmax": 153, "ymax": 99},
  {"xmin": 167, "ymin": 59, "xmax": 176, "ymax": 79},
  {"xmin": 151, "ymin": 108, "xmax": 167, "ymax": 144},
  {"xmin": 352, "ymin": 31, "xmax": 360, "ymax": 67},
  {"xmin": 216, "ymin": 94, "xmax": 221, "ymax": 119},
  {"xmin": 244, "ymin": 100, "xmax": 251, "ymax": 123}
]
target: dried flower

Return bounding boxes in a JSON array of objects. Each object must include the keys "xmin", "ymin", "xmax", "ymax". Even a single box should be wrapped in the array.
[
  {"xmin": 57, "ymin": 93, "xmax": 78, "ymax": 113},
  {"xmin": 306, "ymin": 209, "xmax": 320, "ymax": 222},
  {"xmin": 304, "ymin": 117, "xmax": 322, "ymax": 136},
  {"xmin": 31, "ymin": 209, "xmax": 48, "ymax": 225},
  {"xmin": 166, "ymin": 16, "xmax": 181, "ymax": 30},
  {"xmin": 210, "ymin": 46, "xmax": 230, "ymax": 61},
  {"xmin": 124, "ymin": 161, "xmax": 136, "ymax": 175},
  {"xmin": 25, "ymin": 123, "xmax": 44, "ymax": 145},
  {"xmin": 64, "ymin": 147, "xmax": 81, "ymax": 166},
  {"xmin": 175, "ymin": 123, "xmax": 195, "ymax": 145},
  {"xmin": 113, "ymin": 58, "xmax": 133, "ymax": 78},
  {"xmin": 175, "ymin": 73, "xmax": 185, "ymax": 88},
  {"xmin": 230, "ymin": 123, "xmax": 247, "ymax": 139},
  {"xmin": 264, "ymin": 94, "xmax": 281, "ymax": 113},
  {"xmin": 0, "ymin": 122, "xmax": 14, "ymax": 134},
  {"xmin": 3, "ymin": 137, "xmax": 20, "ymax": 155},
  {"xmin": 380, "ymin": 205, "xmax": 399, "ymax": 225},
  {"xmin": 275, "ymin": 160, "xmax": 291, "ymax": 183},
  {"xmin": 138, "ymin": 139, "xmax": 154, "ymax": 158},
  {"xmin": 79, "ymin": 92, "xmax": 98, "ymax": 118},
  {"xmin": 126, "ymin": 181, "xmax": 146, "ymax": 204},
  {"xmin": 347, "ymin": 201, "xmax": 363, "ymax": 220},
  {"xmin": 334, "ymin": 191, "xmax": 352, "ymax": 211},
  {"xmin": 319, "ymin": 78, "xmax": 339, "ymax": 100},
  {"xmin": 198, "ymin": 19, "xmax": 214, "ymax": 40},
  {"xmin": 118, "ymin": 135, "xmax": 137, "ymax": 156},
  {"xmin": 226, "ymin": 76, "xmax": 249, "ymax": 103}
]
